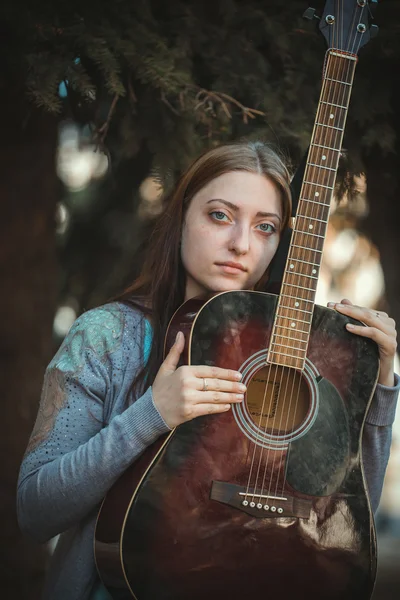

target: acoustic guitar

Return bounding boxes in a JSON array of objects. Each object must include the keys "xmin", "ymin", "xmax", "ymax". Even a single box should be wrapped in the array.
[{"xmin": 95, "ymin": 2, "xmax": 380, "ymax": 598}]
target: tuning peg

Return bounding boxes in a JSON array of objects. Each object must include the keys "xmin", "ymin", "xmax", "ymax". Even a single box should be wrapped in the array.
[
  {"xmin": 303, "ymin": 7, "xmax": 320, "ymax": 21},
  {"xmin": 370, "ymin": 24, "xmax": 379, "ymax": 38}
]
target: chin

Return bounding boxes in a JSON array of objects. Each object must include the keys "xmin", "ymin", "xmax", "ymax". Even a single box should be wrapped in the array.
[{"xmin": 207, "ymin": 277, "xmax": 249, "ymax": 294}]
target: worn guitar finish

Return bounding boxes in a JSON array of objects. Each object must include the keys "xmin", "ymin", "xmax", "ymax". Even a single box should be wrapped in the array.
[
  {"xmin": 95, "ymin": 2, "xmax": 381, "ymax": 598},
  {"xmin": 95, "ymin": 291, "xmax": 379, "ymax": 599}
]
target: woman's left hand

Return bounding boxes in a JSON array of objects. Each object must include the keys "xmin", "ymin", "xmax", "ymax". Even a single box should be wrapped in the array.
[{"xmin": 328, "ymin": 298, "xmax": 397, "ymax": 387}]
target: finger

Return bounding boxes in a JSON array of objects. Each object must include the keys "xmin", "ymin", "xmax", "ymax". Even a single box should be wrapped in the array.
[
  {"xmin": 195, "ymin": 391, "xmax": 244, "ymax": 405},
  {"xmin": 193, "ymin": 365, "xmax": 242, "ymax": 382},
  {"xmin": 195, "ymin": 377, "xmax": 246, "ymax": 394},
  {"xmin": 345, "ymin": 323, "xmax": 397, "ymax": 356},
  {"xmin": 340, "ymin": 298, "xmax": 353, "ymax": 306},
  {"xmin": 191, "ymin": 403, "xmax": 233, "ymax": 418},
  {"xmin": 331, "ymin": 303, "xmax": 393, "ymax": 332},
  {"xmin": 161, "ymin": 331, "xmax": 185, "ymax": 373}
]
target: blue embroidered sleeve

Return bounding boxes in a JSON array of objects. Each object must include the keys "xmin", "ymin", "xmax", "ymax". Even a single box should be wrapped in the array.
[{"xmin": 17, "ymin": 304, "xmax": 169, "ymax": 543}]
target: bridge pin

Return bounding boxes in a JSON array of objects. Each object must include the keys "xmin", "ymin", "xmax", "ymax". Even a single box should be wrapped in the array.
[
  {"xmin": 242, "ymin": 500, "xmax": 249, "ymax": 506},
  {"xmin": 250, "ymin": 501, "xmax": 256, "ymax": 508},
  {"xmin": 257, "ymin": 503, "xmax": 263, "ymax": 509},
  {"xmin": 270, "ymin": 506, "xmax": 277, "ymax": 512}
]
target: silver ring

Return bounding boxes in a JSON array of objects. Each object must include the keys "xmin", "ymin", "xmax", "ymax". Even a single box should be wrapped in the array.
[
  {"xmin": 376, "ymin": 311, "xmax": 380, "ymax": 318},
  {"xmin": 203, "ymin": 378, "xmax": 208, "ymax": 392}
]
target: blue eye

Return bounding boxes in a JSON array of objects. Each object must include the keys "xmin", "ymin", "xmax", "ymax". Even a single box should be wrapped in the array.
[
  {"xmin": 257, "ymin": 223, "xmax": 276, "ymax": 233},
  {"xmin": 210, "ymin": 210, "xmax": 228, "ymax": 221}
]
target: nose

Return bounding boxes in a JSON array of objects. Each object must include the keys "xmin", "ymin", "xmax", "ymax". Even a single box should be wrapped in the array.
[{"xmin": 229, "ymin": 223, "xmax": 250, "ymax": 255}]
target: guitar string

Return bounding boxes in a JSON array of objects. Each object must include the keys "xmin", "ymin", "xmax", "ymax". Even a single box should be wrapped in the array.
[
  {"xmin": 278, "ymin": 5, "xmax": 362, "ymax": 495},
  {"xmin": 271, "ymin": 9, "xmax": 349, "ymax": 499},
  {"xmin": 273, "ymin": 0, "xmax": 367, "ymax": 506},
  {"xmin": 244, "ymin": 359, "xmax": 276, "ymax": 501},
  {"xmin": 243, "ymin": 1, "xmax": 365, "ymax": 506},
  {"xmin": 247, "ymin": 360, "xmax": 278, "ymax": 504},
  {"xmin": 259, "ymin": 17, "xmax": 346, "ymax": 503}
]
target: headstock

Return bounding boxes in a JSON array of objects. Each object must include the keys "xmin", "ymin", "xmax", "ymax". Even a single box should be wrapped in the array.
[{"xmin": 304, "ymin": 1, "xmax": 379, "ymax": 54}]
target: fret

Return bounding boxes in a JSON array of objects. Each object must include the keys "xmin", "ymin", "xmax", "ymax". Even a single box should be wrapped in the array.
[
  {"xmin": 268, "ymin": 350, "xmax": 305, "ymax": 361},
  {"xmin": 315, "ymin": 122, "xmax": 344, "ymax": 132},
  {"xmin": 280, "ymin": 294, "xmax": 314, "ymax": 306},
  {"xmin": 296, "ymin": 215, "xmax": 327, "ymax": 224},
  {"xmin": 286, "ymin": 257, "xmax": 320, "ymax": 268},
  {"xmin": 325, "ymin": 77, "xmax": 352, "ymax": 86},
  {"xmin": 271, "ymin": 333, "xmax": 308, "ymax": 346},
  {"xmin": 307, "ymin": 163, "xmax": 336, "ymax": 172},
  {"xmin": 285, "ymin": 270, "xmax": 318, "ymax": 280},
  {"xmin": 303, "ymin": 181, "xmax": 334, "ymax": 190},
  {"xmin": 300, "ymin": 198, "xmax": 330, "ymax": 208},
  {"xmin": 293, "ymin": 231, "xmax": 325, "ymax": 240},
  {"xmin": 278, "ymin": 306, "xmax": 313, "ymax": 316},
  {"xmin": 283, "ymin": 283, "xmax": 316, "ymax": 293},
  {"xmin": 269, "ymin": 341, "xmax": 307, "ymax": 352},
  {"xmin": 274, "ymin": 324, "xmax": 309, "ymax": 335},
  {"xmin": 304, "ymin": 171, "xmax": 336, "ymax": 190},
  {"xmin": 320, "ymin": 101, "xmax": 348, "ymax": 110},
  {"xmin": 291, "ymin": 244, "xmax": 322, "ymax": 253},
  {"xmin": 276, "ymin": 315, "xmax": 311, "ymax": 325},
  {"xmin": 311, "ymin": 143, "xmax": 341, "ymax": 152}
]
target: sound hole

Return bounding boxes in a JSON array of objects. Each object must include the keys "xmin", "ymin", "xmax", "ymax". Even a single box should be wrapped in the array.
[{"xmin": 246, "ymin": 365, "xmax": 310, "ymax": 433}]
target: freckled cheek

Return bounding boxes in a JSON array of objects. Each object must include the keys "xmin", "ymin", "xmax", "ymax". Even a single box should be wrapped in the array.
[
  {"xmin": 181, "ymin": 224, "xmax": 215, "ymax": 269},
  {"xmin": 249, "ymin": 241, "xmax": 278, "ymax": 281}
]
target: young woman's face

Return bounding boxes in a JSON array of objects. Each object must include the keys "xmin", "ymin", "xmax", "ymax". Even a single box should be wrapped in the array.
[{"xmin": 181, "ymin": 171, "xmax": 283, "ymax": 300}]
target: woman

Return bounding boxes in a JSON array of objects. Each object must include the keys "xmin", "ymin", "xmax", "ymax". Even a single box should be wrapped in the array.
[{"xmin": 18, "ymin": 142, "xmax": 399, "ymax": 600}]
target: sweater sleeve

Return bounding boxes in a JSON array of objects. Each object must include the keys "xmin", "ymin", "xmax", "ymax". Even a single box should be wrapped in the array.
[
  {"xmin": 17, "ymin": 304, "xmax": 170, "ymax": 543},
  {"xmin": 362, "ymin": 373, "xmax": 399, "ymax": 514}
]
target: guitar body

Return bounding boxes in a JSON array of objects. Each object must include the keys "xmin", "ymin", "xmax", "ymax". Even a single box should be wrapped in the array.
[{"xmin": 95, "ymin": 290, "xmax": 379, "ymax": 600}]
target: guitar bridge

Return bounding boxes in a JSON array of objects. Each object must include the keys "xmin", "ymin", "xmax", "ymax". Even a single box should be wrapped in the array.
[{"xmin": 210, "ymin": 481, "xmax": 312, "ymax": 519}]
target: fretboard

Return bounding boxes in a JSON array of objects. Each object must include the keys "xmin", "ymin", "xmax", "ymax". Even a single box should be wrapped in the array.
[{"xmin": 267, "ymin": 50, "xmax": 357, "ymax": 370}]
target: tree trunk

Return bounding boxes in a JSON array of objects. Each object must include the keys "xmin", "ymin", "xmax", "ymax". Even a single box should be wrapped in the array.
[{"xmin": 0, "ymin": 86, "xmax": 59, "ymax": 598}]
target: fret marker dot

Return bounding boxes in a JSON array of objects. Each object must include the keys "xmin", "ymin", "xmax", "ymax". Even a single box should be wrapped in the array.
[
  {"xmin": 330, "ymin": 114, "xmax": 334, "ymax": 119},
  {"xmin": 295, "ymin": 302, "xmax": 300, "ymax": 307},
  {"xmin": 322, "ymin": 155, "xmax": 326, "ymax": 161},
  {"xmin": 291, "ymin": 322, "xmax": 296, "ymax": 328},
  {"xmin": 312, "ymin": 269, "xmax": 317, "ymax": 274},
  {"xmin": 309, "ymin": 224, "xmax": 313, "ymax": 230},
  {"xmin": 290, "ymin": 264, "xmax": 294, "ymax": 269},
  {"xmin": 315, "ymin": 192, "xmax": 319, "ymax": 197}
]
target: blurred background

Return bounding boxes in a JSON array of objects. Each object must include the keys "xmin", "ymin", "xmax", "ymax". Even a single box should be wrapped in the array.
[{"xmin": 1, "ymin": 0, "xmax": 399, "ymax": 598}]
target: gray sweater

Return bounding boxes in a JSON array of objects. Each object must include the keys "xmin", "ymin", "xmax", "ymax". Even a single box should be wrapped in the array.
[{"xmin": 17, "ymin": 302, "xmax": 399, "ymax": 600}]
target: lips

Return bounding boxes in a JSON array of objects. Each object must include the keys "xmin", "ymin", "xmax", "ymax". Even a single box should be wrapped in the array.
[{"xmin": 216, "ymin": 262, "xmax": 247, "ymax": 273}]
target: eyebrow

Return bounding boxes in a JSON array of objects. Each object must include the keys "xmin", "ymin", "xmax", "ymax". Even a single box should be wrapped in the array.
[{"xmin": 206, "ymin": 198, "xmax": 282, "ymax": 222}]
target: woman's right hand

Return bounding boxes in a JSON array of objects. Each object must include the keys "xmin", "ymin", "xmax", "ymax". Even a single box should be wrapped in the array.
[{"xmin": 152, "ymin": 331, "xmax": 246, "ymax": 428}]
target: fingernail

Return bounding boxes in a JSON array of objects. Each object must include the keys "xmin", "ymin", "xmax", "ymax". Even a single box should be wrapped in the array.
[
  {"xmin": 175, "ymin": 331, "xmax": 182, "ymax": 342},
  {"xmin": 346, "ymin": 323, "xmax": 355, "ymax": 329},
  {"xmin": 327, "ymin": 302, "xmax": 335, "ymax": 307},
  {"xmin": 238, "ymin": 383, "xmax": 246, "ymax": 391},
  {"xmin": 336, "ymin": 304, "xmax": 344, "ymax": 309},
  {"xmin": 235, "ymin": 372, "xmax": 242, "ymax": 380},
  {"xmin": 236, "ymin": 394, "xmax": 244, "ymax": 400},
  {"xmin": 225, "ymin": 404, "xmax": 231, "ymax": 410}
]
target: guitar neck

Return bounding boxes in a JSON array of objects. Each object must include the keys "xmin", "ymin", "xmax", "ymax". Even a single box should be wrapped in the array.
[{"xmin": 268, "ymin": 50, "xmax": 357, "ymax": 370}]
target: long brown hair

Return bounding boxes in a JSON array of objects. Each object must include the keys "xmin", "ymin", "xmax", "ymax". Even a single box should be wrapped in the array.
[{"xmin": 118, "ymin": 141, "xmax": 292, "ymax": 395}]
